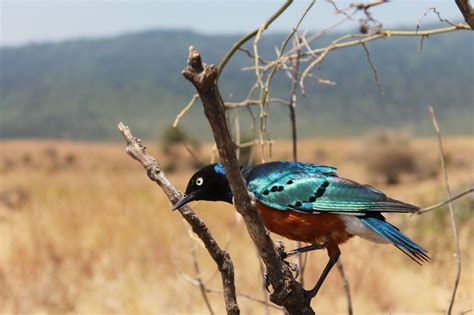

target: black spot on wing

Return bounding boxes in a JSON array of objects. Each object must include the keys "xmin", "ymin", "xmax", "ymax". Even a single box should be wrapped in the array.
[
  {"xmin": 315, "ymin": 187, "xmax": 325, "ymax": 198},
  {"xmin": 314, "ymin": 181, "xmax": 329, "ymax": 199},
  {"xmin": 286, "ymin": 180, "xmax": 331, "ymax": 211}
]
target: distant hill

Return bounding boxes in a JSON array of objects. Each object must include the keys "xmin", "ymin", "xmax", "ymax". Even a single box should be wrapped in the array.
[{"xmin": 0, "ymin": 28, "xmax": 473, "ymax": 140}]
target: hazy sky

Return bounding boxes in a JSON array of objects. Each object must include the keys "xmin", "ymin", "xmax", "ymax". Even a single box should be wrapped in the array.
[{"xmin": 0, "ymin": 0, "xmax": 464, "ymax": 47}]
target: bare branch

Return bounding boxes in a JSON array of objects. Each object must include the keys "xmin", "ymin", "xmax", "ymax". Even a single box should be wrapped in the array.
[
  {"xmin": 225, "ymin": 98, "xmax": 290, "ymax": 109},
  {"xmin": 416, "ymin": 7, "xmax": 457, "ymax": 31},
  {"xmin": 182, "ymin": 47, "xmax": 314, "ymax": 314},
  {"xmin": 455, "ymin": 0, "xmax": 474, "ymax": 29},
  {"xmin": 217, "ymin": 0, "xmax": 293, "ymax": 78},
  {"xmin": 117, "ymin": 122, "xmax": 239, "ymax": 315},
  {"xmin": 416, "ymin": 187, "xmax": 474, "ymax": 214},
  {"xmin": 361, "ymin": 43, "xmax": 383, "ymax": 95},
  {"xmin": 278, "ymin": 25, "xmax": 471, "ymax": 74},
  {"xmin": 174, "ymin": 94, "xmax": 199, "ymax": 127},
  {"xmin": 428, "ymin": 106, "xmax": 462, "ymax": 315},
  {"xmin": 190, "ymin": 243, "xmax": 215, "ymax": 315}
]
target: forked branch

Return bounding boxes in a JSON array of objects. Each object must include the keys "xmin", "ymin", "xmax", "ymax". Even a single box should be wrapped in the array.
[{"xmin": 182, "ymin": 47, "xmax": 314, "ymax": 315}]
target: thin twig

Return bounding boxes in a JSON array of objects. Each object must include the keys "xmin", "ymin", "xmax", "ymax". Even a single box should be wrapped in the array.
[
  {"xmin": 273, "ymin": 25, "xmax": 471, "ymax": 73},
  {"xmin": 288, "ymin": 35, "xmax": 307, "ymax": 287},
  {"xmin": 173, "ymin": 94, "xmax": 199, "ymax": 127},
  {"xmin": 336, "ymin": 260, "xmax": 353, "ymax": 315},
  {"xmin": 217, "ymin": 0, "xmax": 293, "ymax": 78},
  {"xmin": 206, "ymin": 288, "xmax": 283, "ymax": 311},
  {"xmin": 416, "ymin": 7, "xmax": 457, "ymax": 32},
  {"xmin": 428, "ymin": 106, "xmax": 462, "ymax": 315},
  {"xmin": 361, "ymin": 43, "xmax": 383, "ymax": 95},
  {"xmin": 190, "ymin": 243, "xmax": 215, "ymax": 315},
  {"xmin": 225, "ymin": 98, "xmax": 290, "ymax": 109},
  {"xmin": 182, "ymin": 141, "xmax": 205, "ymax": 167},
  {"xmin": 416, "ymin": 187, "xmax": 474, "ymax": 214}
]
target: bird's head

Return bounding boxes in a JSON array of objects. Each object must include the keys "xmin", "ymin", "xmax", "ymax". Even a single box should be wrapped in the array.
[{"xmin": 173, "ymin": 163, "xmax": 233, "ymax": 210}]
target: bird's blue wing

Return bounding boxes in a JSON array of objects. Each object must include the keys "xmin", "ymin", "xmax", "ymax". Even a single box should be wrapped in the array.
[{"xmin": 244, "ymin": 161, "xmax": 418, "ymax": 215}]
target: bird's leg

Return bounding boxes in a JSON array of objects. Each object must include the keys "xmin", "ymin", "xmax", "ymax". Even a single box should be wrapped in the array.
[
  {"xmin": 281, "ymin": 240, "xmax": 328, "ymax": 259},
  {"xmin": 306, "ymin": 245, "xmax": 341, "ymax": 298}
]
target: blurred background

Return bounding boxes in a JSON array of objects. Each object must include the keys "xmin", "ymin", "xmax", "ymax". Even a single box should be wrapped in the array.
[{"xmin": 0, "ymin": 0, "xmax": 473, "ymax": 314}]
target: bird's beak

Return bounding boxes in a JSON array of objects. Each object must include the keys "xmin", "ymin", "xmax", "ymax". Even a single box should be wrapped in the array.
[{"xmin": 173, "ymin": 192, "xmax": 198, "ymax": 211}]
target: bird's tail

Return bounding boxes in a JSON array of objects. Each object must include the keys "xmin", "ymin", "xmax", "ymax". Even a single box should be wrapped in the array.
[{"xmin": 361, "ymin": 215, "xmax": 430, "ymax": 264}]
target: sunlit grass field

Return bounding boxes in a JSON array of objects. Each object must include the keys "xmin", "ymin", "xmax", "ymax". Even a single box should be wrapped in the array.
[{"xmin": 0, "ymin": 137, "xmax": 472, "ymax": 314}]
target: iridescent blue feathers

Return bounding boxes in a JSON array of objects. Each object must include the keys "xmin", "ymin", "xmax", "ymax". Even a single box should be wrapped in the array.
[
  {"xmin": 242, "ymin": 161, "xmax": 419, "ymax": 215},
  {"xmin": 360, "ymin": 215, "xmax": 429, "ymax": 264}
]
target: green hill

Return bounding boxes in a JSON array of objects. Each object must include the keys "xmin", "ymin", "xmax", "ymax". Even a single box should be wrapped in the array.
[{"xmin": 0, "ymin": 28, "xmax": 472, "ymax": 140}]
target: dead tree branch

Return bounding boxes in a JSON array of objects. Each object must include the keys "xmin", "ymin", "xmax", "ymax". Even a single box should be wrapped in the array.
[
  {"xmin": 117, "ymin": 122, "xmax": 239, "ymax": 315},
  {"xmin": 455, "ymin": 0, "xmax": 474, "ymax": 29},
  {"xmin": 428, "ymin": 106, "xmax": 462, "ymax": 315},
  {"xmin": 182, "ymin": 47, "xmax": 314, "ymax": 315}
]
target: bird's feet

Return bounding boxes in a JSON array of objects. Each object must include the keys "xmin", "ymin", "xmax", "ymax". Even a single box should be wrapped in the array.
[
  {"xmin": 262, "ymin": 241, "xmax": 300, "ymax": 291},
  {"xmin": 284, "ymin": 260, "xmax": 300, "ymax": 279},
  {"xmin": 275, "ymin": 240, "xmax": 290, "ymax": 260},
  {"xmin": 276, "ymin": 241, "xmax": 300, "ymax": 278},
  {"xmin": 262, "ymin": 260, "xmax": 300, "ymax": 292}
]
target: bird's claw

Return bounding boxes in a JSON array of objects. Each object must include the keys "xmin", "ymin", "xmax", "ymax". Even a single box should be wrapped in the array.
[{"xmin": 284, "ymin": 260, "xmax": 300, "ymax": 279}]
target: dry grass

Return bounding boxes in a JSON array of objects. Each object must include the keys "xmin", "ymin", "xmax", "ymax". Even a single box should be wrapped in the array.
[{"xmin": 0, "ymin": 137, "xmax": 472, "ymax": 314}]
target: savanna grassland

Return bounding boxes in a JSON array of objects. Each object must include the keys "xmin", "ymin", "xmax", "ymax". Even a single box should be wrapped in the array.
[{"xmin": 0, "ymin": 136, "xmax": 472, "ymax": 314}]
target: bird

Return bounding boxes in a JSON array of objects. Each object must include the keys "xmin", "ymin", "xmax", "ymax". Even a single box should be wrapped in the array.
[{"xmin": 173, "ymin": 161, "xmax": 429, "ymax": 297}]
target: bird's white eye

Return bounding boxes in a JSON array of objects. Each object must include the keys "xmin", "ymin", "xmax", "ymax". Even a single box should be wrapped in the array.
[{"xmin": 196, "ymin": 177, "xmax": 204, "ymax": 186}]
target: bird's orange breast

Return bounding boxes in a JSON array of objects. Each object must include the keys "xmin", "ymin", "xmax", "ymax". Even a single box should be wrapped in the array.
[{"xmin": 257, "ymin": 202, "xmax": 353, "ymax": 245}]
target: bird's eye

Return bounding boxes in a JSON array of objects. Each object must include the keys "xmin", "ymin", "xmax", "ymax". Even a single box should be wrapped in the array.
[{"xmin": 196, "ymin": 177, "xmax": 204, "ymax": 186}]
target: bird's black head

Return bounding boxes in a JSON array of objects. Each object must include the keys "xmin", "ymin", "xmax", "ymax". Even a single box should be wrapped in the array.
[{"xmin": 173, "ymin": 163, "xmax": 233, "ymax": 210}]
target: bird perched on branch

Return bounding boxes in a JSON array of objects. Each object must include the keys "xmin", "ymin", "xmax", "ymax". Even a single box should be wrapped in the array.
[{"xmin": 174, "ymin": 161, "xmax": 429, "ymax": 297}]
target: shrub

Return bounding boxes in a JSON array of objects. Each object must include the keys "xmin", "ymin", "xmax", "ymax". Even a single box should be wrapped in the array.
[
  {"xmin": 160, "ymin": 125, "xmax": 201, "ymax": 172},
  {"xmin": 160, "ymin": 125, "xmax": 199, "ymax": 154},
  {"xmin": 361, "ymin": 130, "xmax": 416, "ymax": 185}
]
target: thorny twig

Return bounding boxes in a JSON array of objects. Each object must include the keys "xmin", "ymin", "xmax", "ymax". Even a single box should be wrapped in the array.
[{"xmin": 428, "ymin": 106, "xmax": 462, "ymax": 315}]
